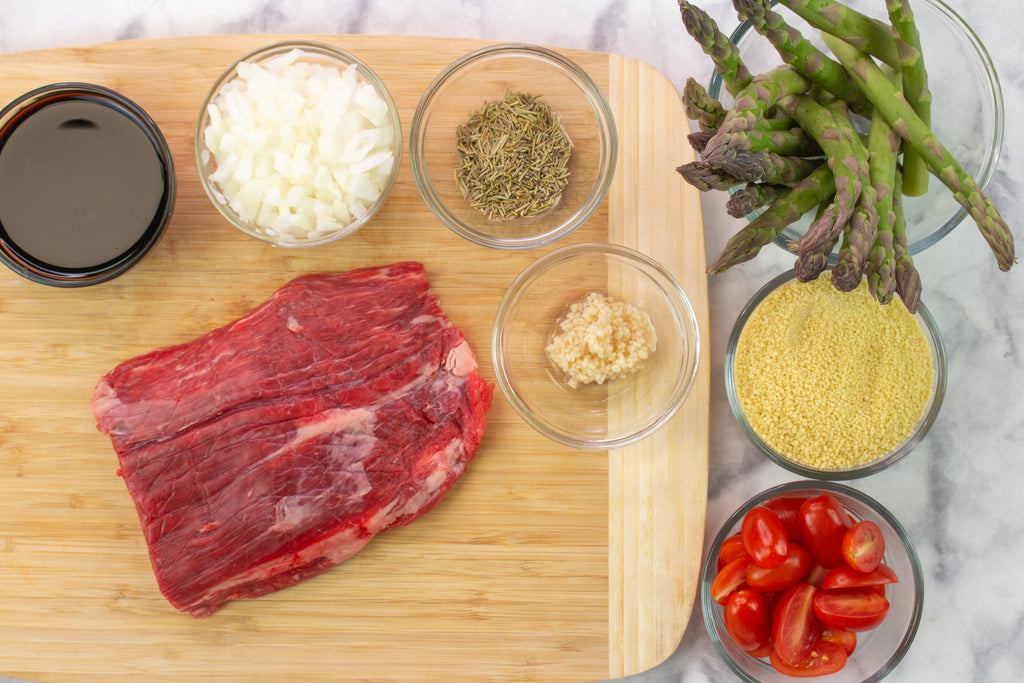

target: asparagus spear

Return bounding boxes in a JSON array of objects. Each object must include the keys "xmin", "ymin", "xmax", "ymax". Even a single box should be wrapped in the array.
[
  {"xmin": 683, "ymin": 77, "xmax": 726, "ymax": 132},
  {"xmin": 678, "ymin": 0, "xmax": 753, "ymax": 96},
  {"xmin": 864, "ymin": 71, "xmax": 902, "ymax": 304},
  {"xmin": 885, "ymin": 0, "xmax": 932, "ymax": 196},
  {"xmin": 823, "ymin": 32, "xmax": 1015, "ymax": 271},
  {"xmin": 726, "ymin": 182, "xmax": 789, "ymax": 218},
  {"xmin": 732, "ymin": 0, "xmax": 867, "ymax": 110},
  {"xmin": 832, "ymin": 182, "xmax": 878, "ymax": 291},
  {"xmin": 714, "ymin": 148, "xmax": 820, "ymax": 185},
  {"xmin": 794, "ymin": 201, "xmax": 840, "ymax": 281},
  {"xmin": 891, "ymin": 170, "xmax": 922, "ymax": 313},
  {"xmin": 676, "ymin": 161, "xmax": 742, "ymax": 192},
  {"xmin": 776, "ymin": 0, "xmax": 900, "ymax": 66},
  {"xmin": 708, "ymin": 163, "xmax": 833, "ymax": 273},
  {"xmin": 701, "ymin": 65, "xmax": 811, "ymax": 164},
  {"xmin": 779, "ymin": 94, "xmax": 865, "ymax": 254},
  {"xmin": 688, "ymin": 130, "xmax": 716, "ymax": 154}
]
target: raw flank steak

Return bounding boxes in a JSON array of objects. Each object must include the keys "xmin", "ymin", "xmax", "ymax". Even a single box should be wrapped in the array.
[{"xmin": 92, "ymin": 262, "xmax": 493, "ymax": 617}]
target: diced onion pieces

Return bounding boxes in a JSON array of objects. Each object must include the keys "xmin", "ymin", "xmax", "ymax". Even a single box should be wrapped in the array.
[{"xmin": 203, "ymin": 48, "xmax": 395, "ymax": 243}]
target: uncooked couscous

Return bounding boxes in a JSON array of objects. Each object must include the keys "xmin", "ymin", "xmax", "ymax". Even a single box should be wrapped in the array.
[
  {"xmin": 733, "ymin": 276, "xmax": 934, "ymax": 469},
  {"xmin": 546, "ymin": 291, "xmax": 657, "ymax": 389}
]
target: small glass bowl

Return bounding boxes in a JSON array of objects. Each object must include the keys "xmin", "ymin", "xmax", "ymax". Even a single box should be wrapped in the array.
[
  {"xmin": 492, "ymin": 242, "xmax": 700, "ymax": 450},
  {"xmin": 708, "ymin": 0, "xmax": 1004, "ymax": 256},
  {"xmin": 701, "ymin": 481, "xmax": 924, "ymax": 682},
  {"xmin": 195, "ymin": 40, "xmax": 401, "ymax": 247},
  {"xmin": 410, "ymin": 43, "xmax": 617, "ymax": 250},
  {"xmin": 725, "ymin": 270, "xmax": 946, "ymax": 479}
]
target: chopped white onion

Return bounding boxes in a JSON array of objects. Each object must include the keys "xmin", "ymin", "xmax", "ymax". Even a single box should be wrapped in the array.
[{"xmin": 204, "ymin": 48, "xmax": 395, "ymax": 243}]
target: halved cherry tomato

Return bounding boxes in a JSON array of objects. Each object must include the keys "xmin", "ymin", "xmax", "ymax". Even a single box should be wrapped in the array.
[
  {"xmin": 841, "ymin": 520, "xmax": 886, "ymax": 572},
  {"xmin": 765, "ymin": 494, "xmax": 809, "ymax": 540},
  {"xmin": 822, "ymin": 563, "xmax": 899, "ymax": 590},
  {"xmin": 742, "ymin": 506, "xmax": 790, "ymax": 568},
  {"xmin": 813, "ymin": 586, "xmax": 890, "ymax": 632},
  {"xmin": 771, "ymin": 583, "xmax": 822, "ymax": 665},
  {"xmin": 724, "ymin": 589, "xmax": 772, "ymax": 652},
  {"xmin": 769, "ymin": 639, "xmax": 848, "ymax": 677},
  {"xmin": 711, "ymin": 555, "xmax": 752, "ymax": 604},
  {"xmin": 803, "ymin": 562, "xmax": 831, "ymax": 588},
  {"xmin": 820, "ymin": 628, "xmax": 857, "ymax": 656},
  {"xmin": 747, "ymin": 543, "xmax": 811, "ymax": 593},
  {"xmin": 798, "ymin": 495, "xmax": 851, "ymax": 568},
  {"xmin": 718, "ymin": 533, "xmax": 749, "ymax": 570}
]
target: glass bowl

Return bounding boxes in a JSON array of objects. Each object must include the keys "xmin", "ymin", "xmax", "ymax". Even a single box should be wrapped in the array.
[
  {"xmin": 195, "ymin": 40, "xmax": 401, "ymax": 247},
  {"xmin": 492, "ymin": 242, "xmax": 700, "ymax": 450},
  {"xmin": 410, "ymin": 43, "xmax": 617, "ymax": 250},
  {"xmin": 707, "ymin": 0, "xmax": 1004, "ymax": 256},
  {"xmin": 725, "ymin": 270, "xmax": 946, "ymax": 479},
  {"xmin": 701, "ymin": 481, "xmax": 924, "ymax": 682}
]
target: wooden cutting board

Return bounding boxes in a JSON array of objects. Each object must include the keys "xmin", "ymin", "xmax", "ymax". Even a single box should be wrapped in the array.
[{"xmin": 0, "ymin": 35, "xmax": 708, "ymax": 682}]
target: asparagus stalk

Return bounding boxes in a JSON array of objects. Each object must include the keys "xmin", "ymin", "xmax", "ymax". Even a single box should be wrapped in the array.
[
  {"xmin": 676, "ymin": 161, "xmax": 742, "ymax": 192},
  {"xmin": 885, "ymin": 0, "xmax": 931, "ymax": 196},
  {"xmin": 714, "ymin": 148, "xmax": 820, "ymax": 185},
  {"xmin": 732, "ymin": 0, "xmax": 867, "ymax": 110},
  {"xmin": 824, "ymin": 32, "xmax": 1015, "ymax": 271},
  {"xmin": 683, "ymin": 77, "xmax": 726, "ymax": 132},
  {"xmin": 891, "ymin": 171, "xmax": 922, "ymax": 313},
  {"xmin": 726, "ymin": 182, "xmax": 789, "ymax": 218},
  {"xmin": 794, "ymin": 201, "xmax": 840, "ymax": 282},
  {"xmin": 776, "ymin": 0, "xmax": 900, "ymax": 66},
  {"xmin": 688, "ymin": 130, "xmax": 716, "ymax": 154},
  {"xmin": 708, "ymin": 163, "xmax": 833, "ymax": 273},
  {"xmin": 779, "ymin": 94, "xmax": 865, "ymax": 253},
  {"xmin": 701, "ymin": 65, "xmax": 811, "ymax": 164},
  {"xmin": 677, "ymin": 0, "xmax": 753, "ymax": 96},
  {"xmin": 864, "ymin": 71, "xmax": 902, "ymax": 304}
]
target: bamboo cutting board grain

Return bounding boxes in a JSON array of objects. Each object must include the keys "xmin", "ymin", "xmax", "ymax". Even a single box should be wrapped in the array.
[{"xmin": 0, "ymin": 35, "xmax": 708, "ymax": 682}]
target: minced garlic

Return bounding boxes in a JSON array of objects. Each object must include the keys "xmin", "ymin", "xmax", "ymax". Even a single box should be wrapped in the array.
[
  {"xmin": 733, "ymin": 276, "xmax": 934, "ymax": 469},
  {"xmin": 546, "ymin": 292, "xmax": 657, "ymax": 388}
]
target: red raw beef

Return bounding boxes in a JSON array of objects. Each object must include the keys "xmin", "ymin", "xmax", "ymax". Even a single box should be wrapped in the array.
[{"xmin": 92, "ymin": 262, "xmax": 493, "ymax": 617}]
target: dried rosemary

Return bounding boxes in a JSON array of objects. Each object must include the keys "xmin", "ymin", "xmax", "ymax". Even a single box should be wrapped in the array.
[{"xmin": 455, "ymin": 90, "xmax": 573, "ymax": 220}]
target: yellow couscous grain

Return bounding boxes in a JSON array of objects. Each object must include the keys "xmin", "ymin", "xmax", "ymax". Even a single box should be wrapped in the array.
[
  {"xmin": 733, "ymin": 276, "xmax": 934, "ymax": 469},
  {"xmin": 546, "ymin": 291, "xmax": 657, "ymax": 388}
]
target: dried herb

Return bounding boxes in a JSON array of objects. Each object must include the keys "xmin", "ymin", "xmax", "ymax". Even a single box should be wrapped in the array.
[{"xmin": 455, "ymin": 90, "xmax": 573, "ymax": 220}]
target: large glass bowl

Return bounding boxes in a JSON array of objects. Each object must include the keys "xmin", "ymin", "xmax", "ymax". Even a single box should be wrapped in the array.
[
  {"xmin": 708, "ymin": 0, "xmax": 1004, "ymax": 256},
  {"xmin": 410, "ymin": 43, "xmax": 617, "ymax": 250},
  {"xmin": 492, "ymin": 243, "xmax": 700, "ymax": 449},
  {"xmin": 701, "ymin": 481, "xmax": 925, "ymax": 682},
  {"xmin": 725, "ymin": 270, "xmax": 946, "ymax": 479}
]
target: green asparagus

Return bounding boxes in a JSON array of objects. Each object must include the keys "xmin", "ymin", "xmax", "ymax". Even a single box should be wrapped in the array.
[
  {"xmin": 678, "ymin": 0, "xmax": 753, "ymax": 96},
  {"xmin": 676, "ymin": 161, "xmax": 742, "ymax": 192},
  {"xmin": 726, "ymin": 182, "xmax": 790, "ymax": 218},
  {"xmin": 885, "ymin": 0, "xmax": 931, "ymax": 196},
  {"xmin": 824, "ymin": 32, "xmax": 1015, "ymax": 271},
  {"xmin": 776, "ymin": 0, "xmax": 900, "ymax": 66},
  {"xmin": 733, "ymin": 0, "xmax": 867, "ymax": 109},
  {"xmin": 714, "ymin": 148, "xmax": 820, "ymax": 185},
  {"xmin": 708, "ymin": 163, "xmax": 833, "ymax": 273},
  {"xmin": 891, "ymin": 171, "xmax": 922, "ymax": 313},
  {"xmin": 864, "ymin": 73, "xmax": 901, "ymax": 304},
  {"xmin": 683, "ymin": 77, "xmax": 727, "ymax": 131}
]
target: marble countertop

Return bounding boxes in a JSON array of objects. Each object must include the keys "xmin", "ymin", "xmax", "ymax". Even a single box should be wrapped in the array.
[{"xmin": 2, "ymin": 1, "xmax": 1021, "ymax": 681}]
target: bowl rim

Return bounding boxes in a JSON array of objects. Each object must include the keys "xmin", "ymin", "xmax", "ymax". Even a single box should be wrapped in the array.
[
  {"xmin": 193, "ymin": 39, "xmax": 402, "ymax": 247},
  {"xmin": 707, "ymin": 0, "xmax": 1005, "ymax": 257},
  {"xmin": 700, "ymin": 480, "xmax": 925, "ymax": 682},
  {"xmin": 491, "ymin": 241, "xmax": 701, "ymax": 450},
  {"xmin": 409, "ymin": 42, "xmax": 618, "ymax": 251},
  {"xmin": 724, "ymin": 269, "xmax": 947, "ymax": 479}
]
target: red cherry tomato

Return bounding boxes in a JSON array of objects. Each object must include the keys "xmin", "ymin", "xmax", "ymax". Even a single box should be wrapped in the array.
[
  {"xmin": 820, "ymin": 628, "xmax": 858, "ymax": 656},
  {"xmin": 769, "ymin": 639, "xmax": 848, "ymax": 677},
  {"xmin": 841, "ymin": 520, "xmax": 886, "ymax": 572},
  {"xmin": 747, "ymin": 543, "xmax": 811, "ymax": 593},
  {"xmin": 771, "ymin": 583, "xmax": 822, "ymax": 666},
  {"xmin": 813, "ymin": 587, "xmax": 890, "ymax": 632},
  {"xmin": 798, "ymin": 495, "xmax": 851, "ymax": 568},
  {"xmin": 822, "ymin": 563, "xmax": 899, "ymax": 590},
  {"xmin": 748, "ymin": 641, "xmax": 773, "ymax": 658},
  {"xmin": 711, "ymin": 555, "xmax": 752, "ymax": 604},
  {"xmin": 803, "ymin": 562, "xmax": 831, "ymax": 588},
  {"xmin": 724, "ymin": 589, "xmax": 772, "ymax": 652},
  {"xmin": 718, "ymin": 533, "xmax": 749, "ymax": 570},
  {"xmin": 742, "ymin": 506, "xmax": 790, "ymax": 568},
  {"xmin": 765, "ymin": 494, "xmax": 809, "ymax": 541}
]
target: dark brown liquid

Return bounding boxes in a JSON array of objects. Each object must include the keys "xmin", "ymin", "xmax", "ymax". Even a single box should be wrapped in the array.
[{"xmin": 0, "ymin": 97, "xmax": 166, "ymax": 269}]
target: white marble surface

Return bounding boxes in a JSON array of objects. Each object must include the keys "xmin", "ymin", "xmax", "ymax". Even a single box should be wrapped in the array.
[{"xmin": 2, "ymin": 1, "xmax": 1022, "ymax": 681}]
